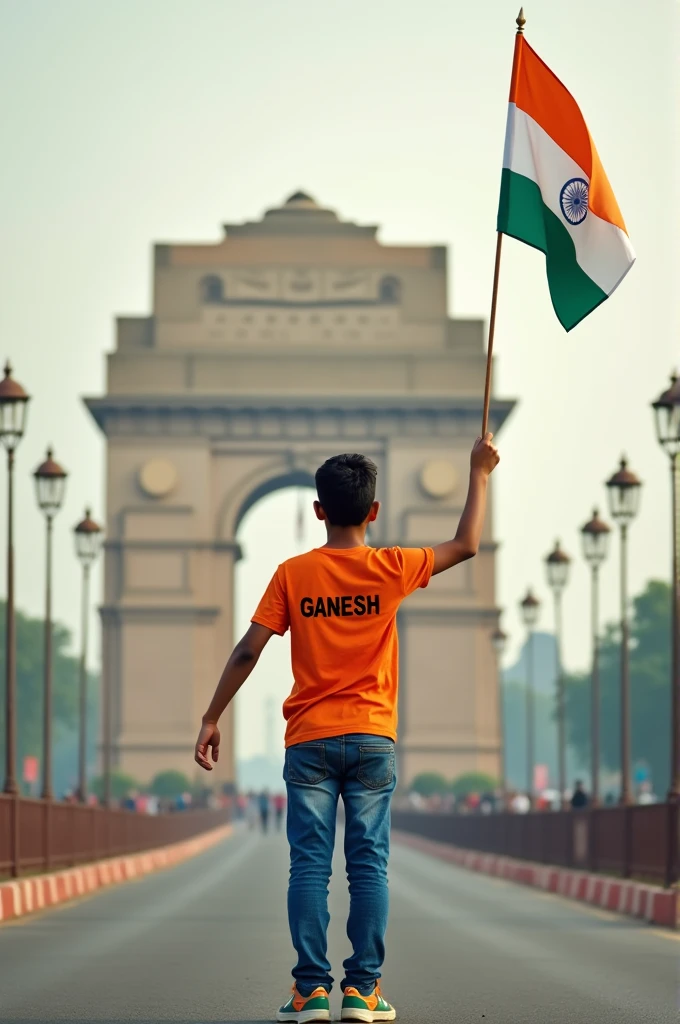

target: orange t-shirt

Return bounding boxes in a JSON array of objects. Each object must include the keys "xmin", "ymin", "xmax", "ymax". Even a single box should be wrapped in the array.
[{"xmin": 252, "ymin": 545, "xmax": 434, "ymax": 747}]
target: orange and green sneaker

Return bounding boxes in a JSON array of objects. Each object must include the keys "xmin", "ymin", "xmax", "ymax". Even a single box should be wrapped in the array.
[
  {"xmin": 276, "ymin": 985, "xmax": 331, "ymax": 1023},
  {"xmin": 341, "ymin": 983, "xmax": 396, "ymax": 1022}
]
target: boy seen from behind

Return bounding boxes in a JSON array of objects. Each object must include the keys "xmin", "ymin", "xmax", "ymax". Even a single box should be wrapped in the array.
[{"xmin": 195, "ymin": 433, "xmax": 500, "ymax": 1023}]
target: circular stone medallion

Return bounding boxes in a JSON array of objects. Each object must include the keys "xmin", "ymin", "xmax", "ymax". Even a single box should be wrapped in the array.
[
  {"xmin": 420, "ymin": 459, "xmax": 458, "ymax": 499},
  {"xmin": 138, "ymin": 458, "xmax": 178, "ymax": 499}
]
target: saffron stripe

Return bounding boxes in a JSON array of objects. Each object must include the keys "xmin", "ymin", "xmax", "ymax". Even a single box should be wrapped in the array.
[{"xmin": 508, "ymin": 36, "xmax": 627, "ymax": 231}]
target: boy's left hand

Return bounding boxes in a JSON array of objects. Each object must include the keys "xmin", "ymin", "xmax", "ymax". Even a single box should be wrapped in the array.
[
  {"xmin": 195, "ymin": 721, "xmax": 221, "ymax": 771},
  {"xmin": 470, "ymin": 433, "xmax": 500, "ymax": 476}
]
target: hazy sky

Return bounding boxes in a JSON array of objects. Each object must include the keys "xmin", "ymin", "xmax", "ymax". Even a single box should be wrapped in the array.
[{"xmin": 0, "ymin": 0, "xmax": 677, "ymax": 762}]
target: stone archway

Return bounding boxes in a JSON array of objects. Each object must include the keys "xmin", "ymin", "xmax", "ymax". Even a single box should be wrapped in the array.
[
  {"xmin": 86, "ymin": 192, "xmax": 514, "ymax": 789},
  {"xmin": 218, "ymin": 460, "xmax": 317, "ymax": 541}
]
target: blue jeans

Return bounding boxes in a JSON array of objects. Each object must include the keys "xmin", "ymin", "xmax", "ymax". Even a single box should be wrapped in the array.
[{"xmin": 284, "ymin": 734, "xmax": 397, "ymax": 997}]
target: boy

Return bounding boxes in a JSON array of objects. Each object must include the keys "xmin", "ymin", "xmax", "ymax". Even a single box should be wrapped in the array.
[{"xmin": 195, "ymin": 433, "xmax": 500, "ymax": 1023}]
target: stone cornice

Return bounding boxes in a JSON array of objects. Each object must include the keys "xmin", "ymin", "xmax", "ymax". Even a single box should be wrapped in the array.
[
  {"xmin": 114, "ymin": 738, "xmax": 196, "ymax": 751},
  {"xmin": 99, "ymin": 604, "xmax": 221, "ymax": 623},
  {"xmin": 104, "ymin": 540, "xmax": 242, "ymax": 559},
  {"xmin": 84, "ymin": 393, "xmax": 515, "ymax": 439}
]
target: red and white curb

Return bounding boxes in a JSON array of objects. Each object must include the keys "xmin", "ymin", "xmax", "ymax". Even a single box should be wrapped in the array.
[
  {"xmin": 393, "ymin": 830, "xmax": 678, "ymax": 929},
  {"xmin": 0, "ymin": 823, "xmax": 232, "ymax": 925}
]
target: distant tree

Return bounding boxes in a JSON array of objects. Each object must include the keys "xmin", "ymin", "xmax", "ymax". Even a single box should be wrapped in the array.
[
  {"xmin": 91, "ymin": 771, "xmax": 139, "ymax": 801},
  {"xmin": 0, "ymin": 600, "xmax": 79, "ymax": 789},
  {"xmin": 410, "ymin": 772, "xmax": 448, "ymax": 797},
  {"xmin": 564, "ymin": 580, "xmax": 671, "ymax": 795},
  {"xmin": 450, "ymin": 772, "xmax": 498, "ymax": 798},
  {"xmin": 151, "ymin": 770, "xmax": 191, "ymax": 799}
]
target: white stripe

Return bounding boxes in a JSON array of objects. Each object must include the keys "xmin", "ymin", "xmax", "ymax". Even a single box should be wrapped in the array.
[
  {"xmin": 503, "ymin": 103, "xmax": 635, "ymax": 296},
  {"xmin": 10, "ymin": 882, "xmax": 22, "ymax": 917}
]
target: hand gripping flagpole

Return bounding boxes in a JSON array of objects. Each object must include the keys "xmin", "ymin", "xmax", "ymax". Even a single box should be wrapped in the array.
[{"xmin": 481, "ymin": 7, "xmax": 526, "ymax": 436}]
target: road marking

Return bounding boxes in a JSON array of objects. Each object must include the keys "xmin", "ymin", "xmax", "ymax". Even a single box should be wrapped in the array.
[
  {"xmin": 648, "ymin": 927, "xmax": 680, "ymax": 943},
  {"xmin": 0, "ymin": 871, "xmax": 151, "ymax": 929},
  {"xmin": 394, "ymin": 839, "xmax": 679, "ymax": 937},
  {"xmin": 528, "ymin": 887, "xmax": 622, "ymax": 923},
  {"xmin": 0, "ymin": 831, "xmax": 243, "ymax": 930}
]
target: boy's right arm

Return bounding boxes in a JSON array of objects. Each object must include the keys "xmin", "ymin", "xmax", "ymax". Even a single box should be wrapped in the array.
[
  {"xmin": 431, "ymin": 433, "xmax": 500, "ymax": 576},
  {"xmin": 194, "ymin": 565, "xmax": 289, "ymax": 770},
  {"xmin": 194, "ymin": 622, "xmax": 274, "ymax": 771}
]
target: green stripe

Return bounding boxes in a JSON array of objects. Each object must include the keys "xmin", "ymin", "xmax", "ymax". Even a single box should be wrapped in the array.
[{"xmin": 497, "ymin": 168, "xmax": 608, "ymax": 332}]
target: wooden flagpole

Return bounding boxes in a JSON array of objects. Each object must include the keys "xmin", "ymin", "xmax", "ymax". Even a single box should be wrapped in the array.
[{"xmin": 481, "ymin": 7, "xmax": 526, "ymax": 436}]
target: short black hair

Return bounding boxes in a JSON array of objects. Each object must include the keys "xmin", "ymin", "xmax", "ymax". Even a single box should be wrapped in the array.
[{"xmin": 315, "ymin": 453, "xmax": 378, "ymax": 527}]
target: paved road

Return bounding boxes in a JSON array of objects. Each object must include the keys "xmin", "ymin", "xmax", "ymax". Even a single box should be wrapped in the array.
[{"xmin": 0, "ymin": 826, "xmax": 677, "ymax": 1023}]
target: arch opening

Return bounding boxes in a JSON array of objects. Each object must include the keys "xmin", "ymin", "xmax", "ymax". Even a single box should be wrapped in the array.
[
  {"xmin": 234, "ymin": 479, "xmax": 324, "ymax": 794},
  {"xmin": 234, "ymin": 468, "xmax": 316, "ymax": 535}
]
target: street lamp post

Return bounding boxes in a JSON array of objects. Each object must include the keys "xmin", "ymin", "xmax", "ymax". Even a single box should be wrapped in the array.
[
  {"xmin": 491, "ymin": 624, "xmax": 509, "ymax": 805},
  {"xmin": 652, "ymin": 374, "xmax": 680, "ymax": 803},
  {"xmin": 606, "ymin": 457, "xmax": 642, "ymax": 805},
  {"xmin": 74, "ymin": 509, "xmax": 103, "ymax": 803},
  {"xmin": 520, "ymin": 589, "xmax": 541, "ymax": 807},
  {"xmin": 580, "ymin": 509, "xmax": 611, "ymax": 807},
  {"xmin": 545, "ymin": 541, "xmax": 571, "ymax": 807},
  {"xmin": 33, "ymin": 449, "xmax": 68, "ymax": 801},
  {"xmin": 0, "ymin": 363, "xmax": 30, "ymax": 801}
]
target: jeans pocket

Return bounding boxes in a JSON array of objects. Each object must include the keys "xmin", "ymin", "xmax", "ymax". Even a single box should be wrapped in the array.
[
  {"xmin": 357, "ymin": 744, "xmax": 395, "ymax": 790},
  {"xmin": 285, "ymin": 743, "xmax": 328, "ymax": 785}
]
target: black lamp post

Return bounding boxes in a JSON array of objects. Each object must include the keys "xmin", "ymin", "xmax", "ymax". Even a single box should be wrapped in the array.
[
  {"xmin": 0, "ymin": 363, "xmax": 30, "ymax": 798},
  {"xmin": 33, "ymin": 449, "xmax": 68, "ymax": 801},
  {"xmin": 74, "ymin": 509, "xmax": 103, "ymax": 803},
  {"xmin": 491, "ymin": 624, "xmax": 509, "ymax": 805},
  {"xmin": 545, "ymin": 541, "xmax": 571, "ymax": 807},
  {"xmin": 606, "ymin": 457, "xmax": 642, "ymax": 805},
  {"xmin": 520, "ymin": 589, "xmax": 540, "ymax": 806},
  {"xmin": 580, "ymin": 509, "xmax": 611, "ymax": 806},
  {"xmin": 652, "ymin": 375, "xmax": 680, "ymax": 803}
]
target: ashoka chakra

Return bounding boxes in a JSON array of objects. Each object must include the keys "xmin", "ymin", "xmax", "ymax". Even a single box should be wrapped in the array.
[{"xmin": 560, "ymin": 178, "xmax": 589, "ymax": 225}]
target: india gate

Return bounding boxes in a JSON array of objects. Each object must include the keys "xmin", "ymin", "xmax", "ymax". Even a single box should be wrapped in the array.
[{"xmin": 86, "ymin": 191, "xmax": 514, "ymax": 790}]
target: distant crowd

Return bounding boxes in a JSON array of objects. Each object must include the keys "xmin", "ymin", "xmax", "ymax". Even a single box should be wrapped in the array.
[
  {"xmin": 60, "ymin": 787, "xmax": 230, "ymax": 814},
  {"xmin": 56, "ymin": 782, "xmax": 288, "ymax": 823},
  {"xmin": 235, "ymin": 790, "xmax": 287, "ymax": 832},
  {"xmin": 401, "ymin": 778, "xmax": 658, "ymax": 815},
  {"xmin": 61, "ymin": 778, "xmax": 659, "ymax": 817}
]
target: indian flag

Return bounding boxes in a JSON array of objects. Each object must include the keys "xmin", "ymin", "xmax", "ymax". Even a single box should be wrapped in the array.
[{"xmin": 498, "ymin": 35, "xmax": 635, "ymax": 331}]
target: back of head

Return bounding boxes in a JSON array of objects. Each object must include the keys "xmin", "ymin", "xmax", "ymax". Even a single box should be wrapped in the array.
[{"xmin": 315, "ymin": 453, "xmax": 378, "ymax": 526}]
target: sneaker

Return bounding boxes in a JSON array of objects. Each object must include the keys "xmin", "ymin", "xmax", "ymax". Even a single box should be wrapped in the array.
[
  {"xmin": 276, "ymin": 985, "xmax": 331, "ymax": 1023},
  {"xmin": 341, "ymin": 983, "xmax": 396, "ymax": 1022}
]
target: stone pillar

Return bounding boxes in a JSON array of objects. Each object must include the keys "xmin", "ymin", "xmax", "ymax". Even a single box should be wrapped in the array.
[
  {"xmin": 385, "ymin": 434, "xmax": 502, "ymax": 788},
  {"xmin": 98, "ymin": 434, "xmax": 241, "ymax": 788}
]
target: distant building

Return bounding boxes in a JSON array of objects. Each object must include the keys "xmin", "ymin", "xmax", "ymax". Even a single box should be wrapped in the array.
[
  {"xmin": 86, "ymin": 192, "xmax": 515, "ymax": 787},
  {"xmin": 501, "ymin": 631, "xmax": 588, "ymax": 790},
  {"xmin": 238, "ymin": 755, "xmax": 286, "ymax": 794},
  {"xmin": 503, "ymin": 631, "xmax": 558, "ymax": 696}
]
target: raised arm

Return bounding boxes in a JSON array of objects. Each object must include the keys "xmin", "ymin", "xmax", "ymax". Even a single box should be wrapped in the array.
[
  {"xmin": 194, "ymin": 622, "xmax": 274, "ymax": 771},
  {"xmin": 431, "ymin": 433, "xmax": 500, "ymax": 576}
]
